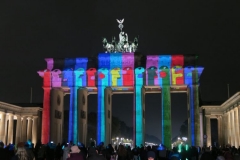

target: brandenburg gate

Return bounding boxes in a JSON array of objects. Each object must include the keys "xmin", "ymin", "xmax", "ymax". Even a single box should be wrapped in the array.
[{"xmin": 37, "ymin": 19, "xmax": 204, "ymax": 149}]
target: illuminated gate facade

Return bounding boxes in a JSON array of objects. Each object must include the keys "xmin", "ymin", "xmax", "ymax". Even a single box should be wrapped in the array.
[{"xmin": 38, "ymin": 54, "xmax": 203, "ymax": 148}]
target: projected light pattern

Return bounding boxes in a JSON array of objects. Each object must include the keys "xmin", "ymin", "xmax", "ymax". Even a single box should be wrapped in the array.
[
  {"xmin": 171, "ymin": 55, "xmax": 184, "ymax": 85},
  {"xmin": 70, "ymin": 58, "xmax": 88, "ymax": 143},
  {"xmin": 62, "ymin": 69, "xmax": 74, "ymax": 142},
  {"xmin": 97, "ymin": 53, "xmax": 135, "ymax": 144},
  {"xmin": 37, "ymin": 69, "xmax": 51, "ymax": 144},
  {"xmin": 38, "ymin": 54, "xmax": 204, "ymax": 147},
  {"xmin": 97, "ymin": 68, "xmax": 109, "ymax": 143},
  {"xmin": 185, "ymin": 67, "xmax": 203, "ymax": 146},
  {"xmin": 135, "ymin": 67, "xmax": 145, "ymax": 146},
  {"xmin": 159, "ymin": 55, "xmax": 171, "ymax": 147}
]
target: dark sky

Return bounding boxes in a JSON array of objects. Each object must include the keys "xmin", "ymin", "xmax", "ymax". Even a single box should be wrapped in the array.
[{"xmin": 0, "ymin": 0, "xmax": 240, "ymax": 139}]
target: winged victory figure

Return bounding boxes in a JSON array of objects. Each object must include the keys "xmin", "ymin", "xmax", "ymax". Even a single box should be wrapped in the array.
[{"xmin": 116, "ymin": 19, "xmax": 124, "ymax": 31}]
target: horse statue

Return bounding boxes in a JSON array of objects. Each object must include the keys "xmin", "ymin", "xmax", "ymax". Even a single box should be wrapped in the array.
[
  {"xmin": 130, "ymin": 37, "xmax": 138, "ymax": 52},
  {"xmin": 102, "ymin": 38, "xmax": 114, "ymax": 53},
  {"xmin": 102, "ymin": 19, "xmax": 139, "ymax": 53}
]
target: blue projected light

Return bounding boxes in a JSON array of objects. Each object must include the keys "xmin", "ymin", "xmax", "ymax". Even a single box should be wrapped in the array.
[
  {"xmin": 184, "ymin": 67, "xmax": 203, "ymax": 146},
  {"xmin": 62, "ymin": 69, "xmax": 74, "ymax": 87},
  {"xmin": 135, "ymin": 67, "xmax": 145, "ymax": 146},
  {"xmin": 75, "ymin": 58, "xmax": 88, "ymax": 70},
  {"xmin": 62, "ymin": 69, "xmax": 74, "ymax": 142},
  {"xmin": 98, "ymin": 53, "xmax": 110, "ymax": 69},
  {"xmin": 66, "ymin": 58, "xmax": 88, "ymax": 143},
  {"xmin": 69, "ymin": 87, "xmax": 78, "ymax": 143},
  {"xmin": 97, "ymin": 68, "xmax": 109, "ymax": 144},
  {"xmin": 64, "ymin": 58, "xmax": 76, "ymax": 70},
  {"xmin": 184, "ymin": 67, "xmax": 194, "ymax": 85}
]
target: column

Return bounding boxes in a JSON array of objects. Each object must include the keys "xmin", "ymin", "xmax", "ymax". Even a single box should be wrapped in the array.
[
  {"xmin": 238, "ymin": 106, "xmax": 240, "ymax": 146},
  {"xmin": 7, "ymin": 113, "xmax": 13, "ymax": 144},
  {"xmin": 32, "ymin": 116, "xmax": 38, "ymax": 146},
  {"xmin": 21, "ymin": 117, "xmax": 27, "ymax": 142},
  {"xmin": 234, "ymin": 108, "xmax": 239, "ymax": 147},
  {"xmin": 15, "ymin": 115, "xmax": 21, "ymax": 145},
  {"xmin": 50, "ymin": 89, "xmax": 64, "ymax": 144},
  {"xmin": 231, "ymin": 111, "xmax": 235, "ymax": 146},
  {"xmin": 224, "ymin": 114, "xmax": 228, "ymax": 146},
  {"xmin": 217, "ymin": 116, "xmax": 222, "ymax": 147},
  {"xmin": 104, "ymin": 87, "xmax": 112, "ymax": 145},
  {"xmin": 228, "ymin": 112, "xmax": 231, "ymax": 145},
  {"xmin": 221, "ymin": 115, "xmax": 225, "ymax": 146},
  {"xmin": 141, "ymin": 87, "xmax": 146, "ymax": 146},
  {"xmin": 69, "ymin": 87, "xmax": 78, "ymax": 144},
  {"xmin": 78, "ymin": 88, "xmax": 89, "ymax": 145},
  {"xmin": 27, "ymin": 117, "xmax": 33, "ymax": 141},
  {"xmin": 41, "ymin": 87, "xmax": 51, "ymax": 144},
  {"xmin": 162, "ymin": 85, "xmax": 171, "ymax": 149},
  {"xmin": 199, "ymin": 110, "xmax": 203, "ymax": 147},
  {"xmin": 220, "ymin": 116, "xmax": 223, "ymax": 146},
  {"xmin": 206, "ymin": 116, "xmax": 211, "ymax": 147},
  {"xmin": 188, "ymin": 85, "xmax": 200, "ymax": 146},
  {"xmin": 134, "ymin": 67, "xmax": 145, "ymax": 147},
  {"xmin": 0, "ymin": 112, "xmax": 6, "ymax": 144}
]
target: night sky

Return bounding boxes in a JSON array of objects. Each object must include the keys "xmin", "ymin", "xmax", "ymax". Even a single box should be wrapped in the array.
[{"xmin": 0, "ymin": 0, "xmax": 240, "ymax": 140}]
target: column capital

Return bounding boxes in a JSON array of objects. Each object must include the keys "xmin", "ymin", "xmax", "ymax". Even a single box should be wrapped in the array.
[
  {"xmin": 0, "ymin": 110, "xmax": 6, "ymax": 114},
  {"xmin": 205, "ymin": 115, "xmax": 211, "ymax": 118},
  {"xmin": 216, "ymin": 115, "xmax": 222, "ymax": 119},
  {"xmin": 27, "ymin": 117, "xmax": 33, "ymax": 120},
  {"xmin": 32, "ymin": 116, "xmax": 38, "ymax": 119}
]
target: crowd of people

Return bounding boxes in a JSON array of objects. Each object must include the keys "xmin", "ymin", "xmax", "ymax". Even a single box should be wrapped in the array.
[{"xmin": 1, "ymin": 139, "xmax": 240, "ymax": 160}]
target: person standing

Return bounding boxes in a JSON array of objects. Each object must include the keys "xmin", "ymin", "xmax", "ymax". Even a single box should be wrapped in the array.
[
  {"xmin": 67, "ymin": 145, "xmax": 84, "ymax": 160},
  {"xmin": 147, "ymin": 151, "xmax": 155, "ymax": 160}
]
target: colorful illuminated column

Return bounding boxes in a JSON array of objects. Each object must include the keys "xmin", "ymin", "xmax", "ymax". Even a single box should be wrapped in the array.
[
  {"xmin": 42, "ymin": 87, "xmax": 51, "ymax": 144},
  {"xmin": 159, "ymin": 55, "xmax": 171, "ymax": 149},
  {"xmin": 69, "ymin": 87, "xmax": 78, "ymax": 143},
  {"xmin": 62, "ymin": 69, "xmax": 74, "ymax": 142},
  {"xmin": 134, "ymin": 67, "xmax": 145, "ymax": 146},
  {"xmin": 97, "ymin": 68, "xmax": 109, "ymax": 144},
  {"xmin": 186, "ymin": 67, "xmax": 202, "ymax": 146},
  {"xmin": 69, "ymin": 69, "xmax": 83, "ymax": 143},
  {"xmin": 38, "ymin": 69, "xmax": 51, "ymax": 144},
  {"xmin": 161, "ymin": 68, "xmax": 171, "ymax": 149},
  {"xmin": 141, "ymin": 87, "xmax": 146, "ymax": 145}
]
